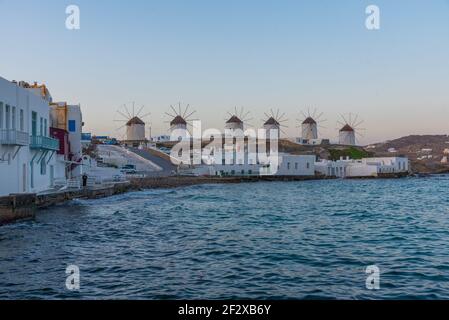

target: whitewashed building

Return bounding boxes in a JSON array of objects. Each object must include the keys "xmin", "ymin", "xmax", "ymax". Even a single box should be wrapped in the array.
[
  {"xmin": 184, "ymin": 152, "xmax": 315, "ymax": 177},
  {"xmin": 50, "ymin": 102, "xmax": 83, "ymax": 178},
  {"xmin": 315, "ymin": 157, "xmax": 409, "ymax": 178},
  {"xmin": 0, "ymin": 77, "xmax": 61, "ymax": 196}
]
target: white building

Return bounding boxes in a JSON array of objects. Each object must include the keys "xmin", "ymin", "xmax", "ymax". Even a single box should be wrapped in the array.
[
  {"xmin": 339, "ymin": 124, "xmax": 356, "ymax": 146},
  {"xmin": 151, "ymin": 135, "xmax": 170, "ymax": 143},
  {"xmin": 315, "ymin": 157, "xmax": 409, "ymax": 178},
  {"xmin": 0, "ymin": 77, "xmax": 62, "ymax": 196},
  {"xmin": 185, "ymin": 152, "xmax": 315, "ymax": 177},
  {"xmin": 50, "ymin": 102, "xmax": 83, "ymax": 178},
  {"xmin": 260, "ymin": 154, "xmax": 316, "ymax": 176}
]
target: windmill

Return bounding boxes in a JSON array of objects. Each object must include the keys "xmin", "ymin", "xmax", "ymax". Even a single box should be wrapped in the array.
[
  {"xmin": 165, "ymin": 102, "xmax": 197, "ymax": 141},
  {"xmin": 262, "ymin": 108, "xmax": 288, "ymax": 139},
  {"xmin": 224, "ymin": 106, "xmax": 253, "ymax": 132},
  {"xmin": 297, "ymin": 107, "xmax": 327, "ymax": 141},
  {"xmin": 336, "ymin": 113, "xmax": 365, "ymax": 146},
  {"xmin": 114, "ymin": 102, "xmax": 151, "ymax": 146}
]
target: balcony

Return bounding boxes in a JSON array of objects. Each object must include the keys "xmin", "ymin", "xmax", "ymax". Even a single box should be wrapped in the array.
[
  {"xmin": 0, "ymin": 129, "xmax": 29, "ymax": 146},
  {"xmin": 30, "ymin": 135, "xmax": 60, "ymax": 151}
]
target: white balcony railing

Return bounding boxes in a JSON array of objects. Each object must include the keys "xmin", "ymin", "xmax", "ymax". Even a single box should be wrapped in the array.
[{"xmin": 0, "ymin": 129, "xmax": 29, "ymax": 146}]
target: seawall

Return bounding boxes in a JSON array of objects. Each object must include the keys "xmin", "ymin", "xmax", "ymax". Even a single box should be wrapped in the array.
[{"xmin": 2, "ymin": 173, "xmax": 409, "ymax": 225}]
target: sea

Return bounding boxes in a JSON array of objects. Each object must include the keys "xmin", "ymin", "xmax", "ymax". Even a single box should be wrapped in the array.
[{"xmin": 1, "ymin": 175, "xmax": 449, "ymax": 299}]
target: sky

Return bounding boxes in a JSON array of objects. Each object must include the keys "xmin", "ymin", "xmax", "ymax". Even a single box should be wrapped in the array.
[{"xmin": 1, "ymin": 0, "xmax": 449, "ymax": 144}]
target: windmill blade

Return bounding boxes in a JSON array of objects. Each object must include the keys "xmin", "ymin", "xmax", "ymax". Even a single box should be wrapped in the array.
[
  {"xmin": 139, "ymin": 112, "xmax": 152, "ymax": 119},
  {"xmin": 116, "ymin": 110, "xmax": 130, "ymax": 120},
  {"xmin": 340, "ymin": 114, "xmax": 349, "ymax": 125},
  {"xmin": 136, "ymin": 105, "xmax": 145, "ymax": 118},
  {"xmin": 300, "ymin": 110, "xmax": 308, "ymax": 119},
  {"xmin": 120, "ymin": 104, "xmax": 132, "ymax": 119},
  {"xmin": 354, "ymin": 120, "xmax": 365, "ymax": 128},
  {"xmin": 352, "ymin": 114, "xmax": 359, "ymax": 127},
  {"xmin": 279, "ymin": 112, "xmax": 286, "ymax": 119},
  {"xmin": 165, "ymin": 112, "xmax": 177, "ymax": 118},
  {"xmin": 315, "ymin": 112, "xmax": 324, "ymax": 121},
  {"xmin": 113, "ymin": 120, "xmax": 128, "ymax": 122},
  {"xmin": 178, "ymin": 102, "xmax": 182, "ymax": 116},
  {"xmin": 183, "ymin": 104, "xmax": 190, "ymax": 118},
  {"xmin": 184, "ymin": 110, "xmax": 196, "ymax": 120},
  {"xmin": 170, "ymin": 105, "xmax": 178, "ymax": 116},
  {"xmin": 115, "ymin": 124, "xmax": 127, "ymax": 131}
]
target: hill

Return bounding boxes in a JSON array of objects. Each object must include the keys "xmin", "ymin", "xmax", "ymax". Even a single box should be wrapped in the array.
[{"xmin": 369, "ymin": 135, "xmax": 449, "ymax": 174}]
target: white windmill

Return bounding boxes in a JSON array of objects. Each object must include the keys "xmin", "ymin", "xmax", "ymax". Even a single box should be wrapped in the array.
[
  {"xmin": 337, "ymin": 113, "xmax": 365, "ymax": 146},
  {"xmin": 297, "ymin": 108, "xmax": 327, "ymax": 142},
  {"xmin": 165, "ymin": 103, "xmax": 196, "ymax": 142},
  {"xmin": 114, "ymin": 102, "xmax": 151, "ymax": 147},
  {"xmin": 224, "ymin": 107, "xmax": 253, "ymax": 137},
  {"xmin": 262, "ymin": 109, "xmax": 288, "ymax": 140}
]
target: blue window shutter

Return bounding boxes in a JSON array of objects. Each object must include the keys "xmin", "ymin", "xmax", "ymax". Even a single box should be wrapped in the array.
[{"xmin": 68, "ymin": 120, "xmax": 76, "ymax": 132}]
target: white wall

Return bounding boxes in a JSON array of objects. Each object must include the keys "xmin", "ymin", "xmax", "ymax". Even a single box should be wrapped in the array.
[
  {"xmin": 0, "ymin": 77, "xmax": 57, "ymax": 196},
  {"xmin": 126, "ymin": 123, "xmax": 145, "ymax": 141}
]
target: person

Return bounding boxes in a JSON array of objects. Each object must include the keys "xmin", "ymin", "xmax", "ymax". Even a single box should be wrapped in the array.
[{"xmin": 82, "ymin": 174, "xmax": 88, "ymax": 188}]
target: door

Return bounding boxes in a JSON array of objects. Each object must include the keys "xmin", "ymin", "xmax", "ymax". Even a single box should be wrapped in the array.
[
  {"xmin": 49, "ymin": 165, "xmax": 54, "ymax": 187},
  {"xmin": 22, "ymin": 164, "xmax": 27, "ymax": 193},
  {"xmin": 31, "ymin": 111, "xmax": 37, "ymax": 136}
]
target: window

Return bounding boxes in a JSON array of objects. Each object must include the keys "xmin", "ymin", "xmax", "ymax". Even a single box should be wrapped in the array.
[
  {"xmin": 30, "ymin": 163, "xmax": 34, "ymax": 188},
  {"xmin": 68, "ymin": 120, "xmax": 76, "ymax": 132},
  {"xmin": 40, "ymin": 158, "xmax": 46, "ymax": 175},
  {"xmin": 295, "ymin": 163, "xmax": 298, "ymax": 170},
  {"xmin": 44, "ymin": 119, "xmax": 47, "ymax": 136},
  {"xmin": 307, "ymin": 163, "xmax": 310, "ymax": 169},
  {"xmin": 287, "ymin": 162, "xmax": 291, "ymax": 170},
  {"xmin": 11, "ymin": 107, "xmax": 16, "ymax": 129},
  {"xmin": 5, "ymin": 105, "xmax": 10, "ymax": 129},
  {"xmin": 40, "ymin": 117, "xmax": 43, "ymax": 136},
  {"xmin": 0, "ymin": 102, "xmax": 3, "ymax": 129},
  {"xmin": 31, "ymin": 112, "xmax": 37, "ymax": 136},
  {"xmin": 19, "ymin": 109, "xmax": 24, "ymax": 131}
]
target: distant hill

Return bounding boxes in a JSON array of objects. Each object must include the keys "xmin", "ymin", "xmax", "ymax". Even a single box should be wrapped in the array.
[{"xmin": 368, "ymin": 135, "xmax": 449, "ymax": 174}]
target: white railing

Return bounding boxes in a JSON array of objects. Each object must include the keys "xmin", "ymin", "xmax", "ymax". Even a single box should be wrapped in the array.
[{"xmin": 0, "ymin": 129, "xmax": 29, "ymax": 146}]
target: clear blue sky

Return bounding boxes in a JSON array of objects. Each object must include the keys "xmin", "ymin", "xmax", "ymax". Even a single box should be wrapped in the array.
[{"xmin": 1, "ymin": 0, "xmax": 449, "ymax": 143}]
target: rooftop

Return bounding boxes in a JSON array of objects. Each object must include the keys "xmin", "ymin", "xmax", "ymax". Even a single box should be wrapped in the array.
[
  {"xmin": 126, "ymin": 117, "xmax": 145, "ymax": 126},
  {"xmin": 170, "ymin": 115, "xmax": 187, "ymax": 126},
  {"xmin": 264, "ymin": 117, "xmax": 280, "ymax": 126},
  {"xmin": 226, "ymin": 115, "xmax": 243, "ymax": 124},
  {"xmin": 340, "ymin": 124, "xmax": 355, "ymax": 132},
  {"xmin": 302, "ymin": 117, "xmax": 317, "ymax": 125}
]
